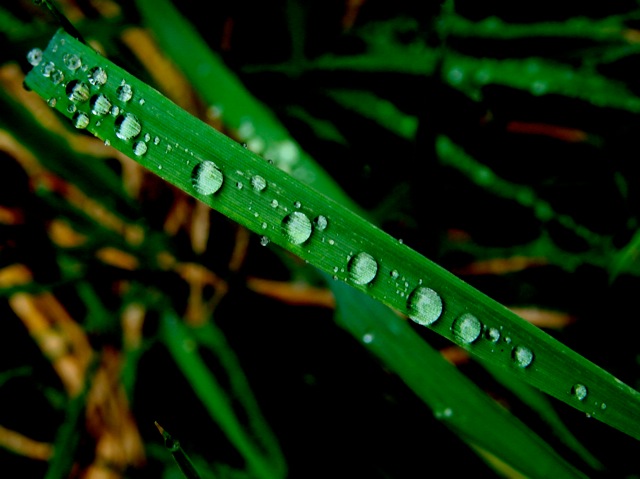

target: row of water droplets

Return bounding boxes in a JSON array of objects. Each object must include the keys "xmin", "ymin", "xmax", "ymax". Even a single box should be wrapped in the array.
[{"xmin": 28, "ymin": 46, "xmax": 157, "ymax": 158}]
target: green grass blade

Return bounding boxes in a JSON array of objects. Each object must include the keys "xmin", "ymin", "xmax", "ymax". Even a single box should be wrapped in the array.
[
  {"xmin": 24, "ymin": 29, "xmax": 640, "ymax": 443},
  {"xmin": 330, "ymin": 279, "xmax": 589, "ymax": 478}
]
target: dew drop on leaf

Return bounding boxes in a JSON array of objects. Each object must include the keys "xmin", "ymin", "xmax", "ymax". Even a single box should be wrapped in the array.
[
  {"xmin": 314, "ymin": 215, "xmax": 328, "ymax": 231},
  {"xmin": 50, "ymin": 69, "xmax": 64, "ymax": 84},
  {"xmin": 260, "ymin": 236, "xmax": 270, "ymax": 246},
  {"xmin": 282, "ymin": 211, "xmax": 312, "ymax": 244},
  {"xmin": 251, "ymin": 175, "xmax": 267, "ymax": 192},
  {"xmin": 348, "ymin": 252, "xmax": 378, "ymax": 285},
  {"xmin": 114, "ymin": 113, "xmax": 142, "ymax": 140},
  {"xmin": 27, "ymin": 48, "xmax": 43, "ymax": 66},
  {"xmin": 117, "ymin": 83, "xmax": 133, "ymax": 102},
  {"xmin": 571, "ymin": 383, "xmax": 588, "ymax": 401},
  {"xmin": 191, "ymin": 161, "xmax": 224, "ymax": 195},
  {"xmin": 407, "ymin": 286, "xmax": 443, "ymax": 326},
  {"xmin": 66, "ymin": 80, "xmax": 90, "ymax": 103},
  {"xmin": 41, "ymin": 61, "xmax": 56, "ymax": 77},
  {"xmin": 485, "ymin": 327, "xmax": 500, "ymax": 343},
  {"xmin": 512, "ymin": 345, "xmax": 534, "ymax": 368},
  {"xmin": 133, "ymin": 141, "xmax": 147, "ymax": 156},
  {"xmin": 72, "ymin": 111, "xmax": 90, "ymax": 129},
  {"xmin": 88, "ymin": 66, "xmax": 108, "ymax": 86},
  {"xmin": 451, "ymin": 313, "xmax": 482, "ymax": 344},
  {"xmin": 63, "ymin": 53, "xmax": 81, "ymax": 70}
]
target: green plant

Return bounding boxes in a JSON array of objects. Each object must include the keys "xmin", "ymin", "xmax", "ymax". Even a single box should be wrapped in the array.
[{"xmin": 3, "ymin": 1, "xmax": 640, "ymax": 478}]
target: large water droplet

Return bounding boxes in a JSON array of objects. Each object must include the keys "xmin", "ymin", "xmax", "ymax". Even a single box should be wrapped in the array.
[
  {"xmin": 191, "ymin": 161, "xmax": 224, "ymax": 195},
  {"xmin": 27, "ymin": 48, "xmax": 43, "ymax": 66},
  {"xmin": 314, "ymin": 215, "xmax": 328, "ymax": 231},
  {"xmin": 251, "ymin": 175, "xmax": 267, "ymax": 192},
  {"xmin": 72, "ymin": 111, "xmax": 90, "ymax": 129},
  {"xmin": 88, "ymin": 66, "xmax": 108, "ymax": 86},
  {"xmin": 571, "ymin": 383, "xmax": 588, "ymax": 401},
  {"xmin": 512, "ymin": 345, "xmax": 534, "ymax": 368},
  {"xmin": 451, "ymin": 313, "xmax": 481, "ymax": 344},
  {"xmin": 66, "ymin": 80, "xmax": 90, "ymax": 103},
  {"xmin": 114, "ymin": 113, "xmax": 141, "ymax": 140},
  {"xmin": 282, "ymin": 212, "xmax": 312, "ymax": 244},
  {"xmin": 63, "ymin": 53, "xmax": 81, "ymax": 70},
  {"xmin": 407, "ymin": 287, "xmax": 443, "ymax": 326},
  {"xmin": 348, "ymin": 252, "xmax": 378, "ymax": 285},
  {"xmin": 117, "ymin": 83, "xmax": 133, "ymax": 102}
]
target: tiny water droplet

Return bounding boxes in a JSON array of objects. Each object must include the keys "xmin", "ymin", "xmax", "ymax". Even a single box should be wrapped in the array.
[
  {"xmin": 407, "ymin": 287, "xmax": 443, "ymax": 326},
  {"xmin": 191, "ymin": 161, "xmax": 224, "ymax": 195},
  {"xmin": 117, "ymin": 83, "xmax": 133, "ymax": 102},
  {"xmin": 451, "ymin": 313, "xmax": 482, "ymax": 344},
  {"xmin": 90, "ymin": 93, "xmax": 111, "ymax": 116},
  {"xmin": 512, "ymin": 345, "xmax": 534, "ymax": 368},
  {"xmin": 271, "ymin": 199, "xmax": 279, "ymax": 208},
  {"xmin": 133, "ymin": 141, "xmax": 148, "ymax": 156},
  {"xmin": 72, "ymin": 111, "xmax": 90, "ymax": 129},
  {"xmin": 139, "ymin": 98, "xmax": 145, "ymax": 105},
  {"xmin": 314, "ymin": 215, "xmax": 328, "ymax": 231},
  {"xmin": 144, "ymin": 133, "xmax": 151, "ymax": 142},
  {"xmin": 485, "ymin": 327, "xmax": 500, "ymax": 343},
  {"xmin": 47, "ymin": 98, "xmax": 57, "ymax": 107},
  {"xmin": 66, "ymin": 80, "xmax": 90, "ymax": 103},
  {"xmin": 27, "ymin": 48, "xmax": 43, "ymax": 66},
  {"xmin": 111, "ymin": 105, "xmax": 120, "ymax": 116},
  {"xmin": 390, "ymin": 270, "xmax": 399, "ymax": 279},
  {"xmin": 261, "ymin": 222, "xmax": 267, "ymax": 229},
  {"xmin": 236, "ymin": 181, "xmax": 243, "ymax": 189},
  {"xmin": 260, "ymin": 236, "xmax": 270, "ymax": 246},
  {"xmin": 50, "ymin": 69, "xmax": 64, "ymax": 84},
  {"xmin": 153, "ymin": 136, "xmax": 160, "ymax": 145},
  {"xmin": 600, "ymin": 402, "xmax": 607, "ymax": 410},
  {"xmin": 88, "ymin": 66, "xmax": 108, "ymax": 86},
  {"xmin": 114, "ymin": 113, "xmax": 142, "ymax": 140},
  {"xmin": 63, "ymin": 53, "xmax": 81, "ymax": 70},
  {"xmin": 398, "ymin": 238, "xmax": 404, "ymax": 244},
  {"xmin": 435, "ymin": 407, "xmax": 453, "ymax": 419},
  {"xmin": 282, "ymin": 211, "xmax": 312, "ymax": 244},
  {"xmin": 104, "ymin": 139, "xmax": 111, "ymax": 146},
  {"xmin": 67, "ymin": 104, "xmax": 77, "ymax": 114},
  {"xmin": 251, "ymin": 175, "xmax": 267, "ymax": 192},
  {"xmin": 348, "ymin": 252, "xmax": 378, "ymax": 285},
  {"xmin": 571, "ymin": 383, "xmax": 588, "ymax": 401},
  {"xmin": 362, "ymin": 333, "xmax": 374, "ymax": 344},
  {"xmin": 294, "ymin": 201, "xmax": 301, "ymax": 208},
  {"xmin": 328, "ymin": 239, "xmax": 335, "ymax": 245},
  {"xmin": 41, "ymin": 62, "xmax": 56, "ymax": 77}
]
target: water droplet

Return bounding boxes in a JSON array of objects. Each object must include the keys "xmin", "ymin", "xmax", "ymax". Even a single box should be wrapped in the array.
[
  {"xmin": 114, "ymin": 113, "xmax": 142, "ymax": 140},
  {"xmin": 47, "ymin": 98, "xmax": 57, "ymax": 108},
  {"xmin": 66, "ymin": 80, "xmax": 90, "ymax": 103},
  {"xmin": 314, "ymin": 215, "xmax": 328, "ymax": 231},
  {"xmin": 571, "ymin": 383, "xmax": 588, "ymax": 401},
  {"xmin": 407, "ymin": 287, "xmax": 443, "ymax": 326},
  {"xmin": 512, "ymin": 345, "xmax": 534, "ymax": 368},
  {"xmin": 104, "ymin": 139, "xmax": 111, "ymax": 146},
  {"xmin": 282, "ymin": 211, "xmax": 312, "ymax": 244},
  {"xmin": 260, "ymin": 236, "xmax": 270, "ymax": 246},
  {"xmin": 390, "ymin": 270, "xmax": 399, "ymax": 279},
  {"xmin": 261, "ymin": 222, "xmax": 267, "ymax": 229},
  {"xmin": 600, "ymin": 402, "xmax": 607, "ymax": 410},
  {"xmin": 153, "ymin": 136, "xmax": 160, "ymax": 145},
  {"xmin": 67, "ymin": 104, "xmax": 77, "ymax": 114},
  {"xmin": 27, "ymin": 48, "xmax": 43, "ymax": 66},
  {"xmin": 133, "ymin": 141, "xmax": 147, "ymax": 156},
  {"xmin": 88, "ymin": 66, "xmax": 108, "ymax": 86},
  {"xmin": 531, "ymin": 81, "xmax": 548, "ymax": 95},
  {"xmin": 485, "ymin": 327, "xmax": 500, "ymax": 343},
  {"xmin": 72, "ymin": 111, "xmax": 90, "ymax": 129},
  {"xmin": 271, "ymin": 199, "xmax": 279, "ymax": 208},
  {"xmin": 191, "ymin": 161, "xmax": 224, "ymax": 195},
  {"xmin": 435, "ymin": 407, "xmax": 453, "ymax": 419},
  {"xmin": 50, "ymin": 69, "xmax": 64, "ymax": 84},
  {"xmin": 451, "ymin": 313, "xmax": 482, "ymax": 344},
  {"xmin": 236, "ymin": 181, "xmax": 243, "ymax": 189},
  {"xmin": 348, "ymin": 252, "xmax": 378, "ymax": 285},
  {"xmin": 63, "ymin": 53, "xmax": 81, "ymax": 70},
  {"xmin": 41, "ymin": 62, "xmax": 56, "ymax": 77},
  {"xmin": 143, "ymin": 133, "xmax": 151, "ymax": 142},
  {"xmin": 111, "ymin": 105, "xmax": 120, "ymax": 116},
  {"xmin": 251, "ymin": 175, "xmax": 267, "ymax": 192},
  {"xmin": 362, "ymin": 333, "xmax": 374, "ymax": 344},
  {"xmin": 117, "ymin": 83, "xmax": 133, "ymax": 102},
  {"xmin": 328, "ymin": 239, "xmax": 335, "ymax": 245},
  {"xmin": 294, "ymin": 201, "xmax": 301, "ymax": 208},
  {"xmin": 139, "ymin": 98, "xmax": 145, "ymax": 105}
]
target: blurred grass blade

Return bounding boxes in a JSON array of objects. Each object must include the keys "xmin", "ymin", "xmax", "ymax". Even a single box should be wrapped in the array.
[
  {"xmin": 330, "ymin": 278, "xmax": 588, "ymax": 478},
  {"xmin": 161, "ymin": 313, "xmax": 286, "ymax": 479},
  {"xmin": 135, "ymin": 0, "xmax": 360, "ymax": 213},
  {"xmin": 24, "ymin": 28, "xmax": 640, "ymax": 443}
]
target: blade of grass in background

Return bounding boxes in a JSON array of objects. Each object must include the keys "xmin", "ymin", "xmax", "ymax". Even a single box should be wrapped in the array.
[{"xmin": 23, "ymin": 28, "xmax": 640, "ymax": 449}]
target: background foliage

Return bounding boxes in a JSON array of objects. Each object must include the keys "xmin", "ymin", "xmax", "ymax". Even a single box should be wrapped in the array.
[{"xmin": 2, "ymin": 0, "xmax": 640, "ymax": 477}]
